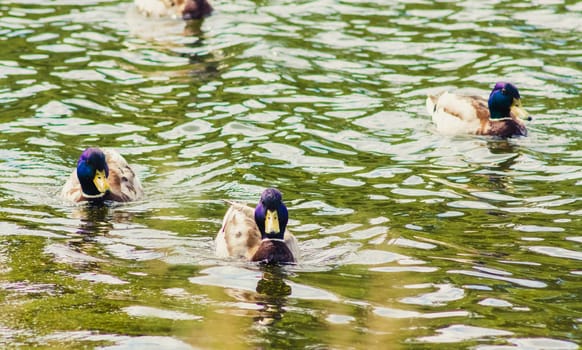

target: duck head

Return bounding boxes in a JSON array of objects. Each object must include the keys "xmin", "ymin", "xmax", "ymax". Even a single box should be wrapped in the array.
[
  {"xmin": 488, "ymin": 82, "xmax": 531, "ymax": 121},
  {"xmin": 254, "ymin": 188, "xmax": 288, "ymax": 240},
  {"xmin": 76, "ymin": 148, "xmax": 110, "ymax": 200},
  {"xmin": 166, "ymin": 0, "xmax": 212, "ymax": 19},
  {"xmin": 184, "ymin": 0, "xmax": 212, "ymax": 19}
]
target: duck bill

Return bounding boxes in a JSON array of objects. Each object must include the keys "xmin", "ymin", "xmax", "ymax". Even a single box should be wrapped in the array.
[
  {"xmin": 93, "ymin": 170, "xmax": 110, "ymax": 193},
  {"xmin": 511, "ymin": 98, "xmax": 531, "ymax": 120},
  {"xmin": 264, "ymin": 210, "xmax": 280, "ymax": 236}
]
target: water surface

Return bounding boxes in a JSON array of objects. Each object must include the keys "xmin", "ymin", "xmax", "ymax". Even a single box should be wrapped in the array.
[{"xmin": 0, "ymin": 0, "xmax": 580, "ymax": 349}]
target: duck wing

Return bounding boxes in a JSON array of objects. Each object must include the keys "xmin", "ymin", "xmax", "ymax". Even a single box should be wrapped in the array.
[
  {"xmin": 60, "ymin": 170, "xmax": 83, "ymax": 202},
  {"xmin": 103, "ymin": 149, "xmax": 144, "ymax": 202},
  {"xmin": 427, "ymin": 92, "xmax": 490, "ymax": 134},
  {"xmin": 215, "ymin": 202, "xmax": 261, "ymax": 260}
]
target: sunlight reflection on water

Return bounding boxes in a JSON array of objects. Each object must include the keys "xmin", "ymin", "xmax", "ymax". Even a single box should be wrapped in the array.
[{"xmin": 0, "ymin": 0, "xmax": 580, "ymax": 348}]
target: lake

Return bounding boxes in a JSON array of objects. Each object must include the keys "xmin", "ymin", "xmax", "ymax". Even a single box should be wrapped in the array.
[{"xmin": 0, "ymin": 0, "xmax": 580, "ymax": 349}]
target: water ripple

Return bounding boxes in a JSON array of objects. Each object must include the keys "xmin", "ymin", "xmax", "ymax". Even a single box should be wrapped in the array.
[
  {"xmin": 0, "ymin": 0, "xmax": 580, "ymax": 348},
  {"xmin": 400, "ymin": 284, "xmax": 465, "ymax": 307},
  {"xmin": 528, "ymin": 246, "xmax": 582, "ymax": 261},
  {"xmin": 447, "ymin": 269, "xmax": 547, "ymax": 289},
  {"xmin": 416, "ymin": 325, "xmax": 513, "ymax": 344},
  {"xmin": 123, "ymin": 306, "xmax": 202, "ymax": 321}
]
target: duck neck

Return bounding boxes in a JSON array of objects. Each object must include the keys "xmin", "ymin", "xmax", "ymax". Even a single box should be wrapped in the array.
[
  {"xmin": 261, "ymin": 232, "xmax": 285, "ymax": 240},
  {"xmin": 82, "ymin": 191, "xmax": 106, "ymax": 200},
  {"xmin": 262, "ymin": 237, "xmax": 285, "ymax": 243},
  {"xmin": 490, "ymin": 109, "xmax": 509, "ymax": 119}
]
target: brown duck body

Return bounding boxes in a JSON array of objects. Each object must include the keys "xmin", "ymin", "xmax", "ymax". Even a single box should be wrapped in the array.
[
  {"xmin": 426, "ymin": 92, "xmax": 527, "ymax": 137},
  {"xmin": 61, "ymin": 149, "xmax": 144, "ymax": 203},
  {"xmin": 215, "ymin": 201, "xmax": 299, "ymax": 263}
]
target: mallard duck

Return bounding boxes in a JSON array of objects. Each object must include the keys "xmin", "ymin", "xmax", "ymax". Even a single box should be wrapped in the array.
[
  {"xmin": 215, "ymin": 188, "xmax": 300, "ymax": 264},
  {"xmin": 134, "ymin": 0, "xmax": 212, "ymax": 20},
  {"xmin": 426, "ymin": 82, "xmax": 531, "ymax": 137},
  {"xmin": 61, "ymin": 148, "xmax": 144, "ymax": 203}
]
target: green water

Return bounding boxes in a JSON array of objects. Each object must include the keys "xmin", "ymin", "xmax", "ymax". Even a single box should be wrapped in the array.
[{"xmin": 0, "ymin": 0, "xmax": 581, "ymax": 349}]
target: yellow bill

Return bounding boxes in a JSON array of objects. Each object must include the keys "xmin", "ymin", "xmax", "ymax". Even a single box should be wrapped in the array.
[
  {"xmin": 93, "ymin": 170, "xmax": 110, "ymax": 193},
  {"xmin": 511, "ymin": 98, "xmax": 530, "ymax": 120},
  {"xmin": 264, "ymin": 209, "xmax": 280, "ymax": 235}
]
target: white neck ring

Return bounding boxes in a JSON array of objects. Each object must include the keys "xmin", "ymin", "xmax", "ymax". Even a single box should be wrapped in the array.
[{"xmin": 82, "ymin": 192, "xmax": 106, "ymax": 199}]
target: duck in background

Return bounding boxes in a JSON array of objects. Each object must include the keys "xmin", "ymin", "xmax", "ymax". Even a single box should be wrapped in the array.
[
  {"xmin": 215, "ymin": 188, "xmax": 300, "ymax": 264},
  {"xmin": 134, "ymin": 0, "xmax": 213, "ymax": 20},
  {"xmin": 426, "ymin": 82, "xmax": 531, "ymax": 138},
  {"xmin": 61, "ymin": 148, "xmax": 144, "ymax": 203}
]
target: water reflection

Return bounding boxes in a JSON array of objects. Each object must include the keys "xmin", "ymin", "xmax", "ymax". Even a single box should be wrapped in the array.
[
  {"xmin": 125, "ymin": 3, "xmax": 220, "ymax": 80},
  {"xmin": 253, "ymin": 266, "xmax": 292, "ymax": 326},
  {"xmin": 71, "ymin": 202, "xmax": 114, "ymax": 237},
  {"xmin": 0, "ymin": 0, "xmax": 581, "ymax": 348},
  {"xmin": 480, "ymin": 139, "xmax": 521, "ymax": 192},
  {"xmin": 48, "ymin": 203, "xmax": 146, "ymax": 270}
]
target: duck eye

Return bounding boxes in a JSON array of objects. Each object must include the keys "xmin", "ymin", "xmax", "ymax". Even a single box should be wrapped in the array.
[{"xmin": 501, "ymin": 88, "xmax": 507, "ymax": 95}]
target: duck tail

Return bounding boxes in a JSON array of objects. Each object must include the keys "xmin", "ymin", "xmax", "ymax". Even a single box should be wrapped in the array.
[
  {"xmin": 426, "ymin": 94, "xmax": 438, "ymax": 115},
  {"xmin": 222, "ymin": 199, "xmax": 255, "ymax": 217}
]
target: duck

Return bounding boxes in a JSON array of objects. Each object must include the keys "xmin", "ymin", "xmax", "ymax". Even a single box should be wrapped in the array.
[
  {"xmin": 134, "ymin": 0, "xmax": 213, "ymax": 20},
  {"xmin": 426, "ymin": 82, "xmax": 531, "ymax": 138},
  {"xmin": 61, "ymin": 147, "xmax": 144, "ymax": 203},
  {"xmin": 215, "ymin": 188, "xmax": 300, "ymax": 264}
]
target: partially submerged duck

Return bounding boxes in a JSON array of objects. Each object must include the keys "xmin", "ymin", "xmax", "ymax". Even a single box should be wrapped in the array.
[
  {"xmin": 134, "ymin": 0, "xmax": 213, "ymax": 20},
  {"xmin": 61, "ymin": 148, "xmax": 144, "ymax": 203},
  {"xmin": 215, "ymin": 188, "xmax": 300, "ymax": 264},
  {"xmin": 426, "ymin": 82, "xmax": 531, "ymax": 137}
]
